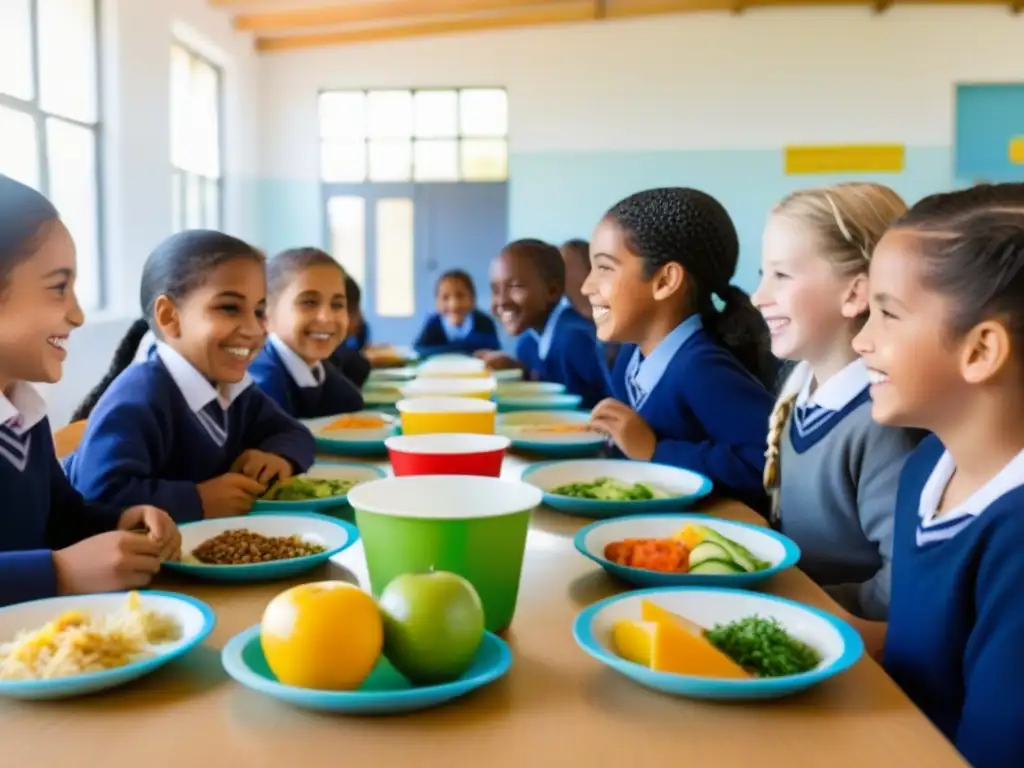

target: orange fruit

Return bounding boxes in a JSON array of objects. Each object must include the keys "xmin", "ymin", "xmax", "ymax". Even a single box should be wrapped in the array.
[{"xmin": 260, "ymin": 581, "xmax": 383, "ymax": 690}]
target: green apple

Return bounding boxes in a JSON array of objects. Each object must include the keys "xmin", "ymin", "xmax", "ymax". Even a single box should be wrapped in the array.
[{"xmin": 378, "ymin": 571, "xmax": 485, "ymax": 685}]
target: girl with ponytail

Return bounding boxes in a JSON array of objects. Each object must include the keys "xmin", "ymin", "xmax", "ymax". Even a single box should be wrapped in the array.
[{"xmin": 583, "ymin": 187, "xmax": 776, "ymax": 508}]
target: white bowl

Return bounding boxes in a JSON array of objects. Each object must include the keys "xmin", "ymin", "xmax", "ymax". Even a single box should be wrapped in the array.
[
  {"xmin": 400, "ymin": 377, "xmax": 497, "ymax": 398},
  {"xmin": 304, "ymin": 412, "xmax": 398, "ymax": 443},
  {"xmin": 176, "ymin": 513, "xmax": 355, "ymax": 563},
  {"xmin": 417, "ymin": 358, "xmax": 487, "ymax": 377}
]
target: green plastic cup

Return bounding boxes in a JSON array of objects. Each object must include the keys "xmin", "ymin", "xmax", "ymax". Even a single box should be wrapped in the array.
[{"xmin": 347, "ymin": 475, "xmax": 543, "ymax": 633}]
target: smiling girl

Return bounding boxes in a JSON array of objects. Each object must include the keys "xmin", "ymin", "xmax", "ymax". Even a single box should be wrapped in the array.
[
  {"xmin": 583, "ymin": 188, "xmax": 776, "ymax": 507},
  {"xmin": 853, "ymin": 183, "xmax": 1024, "ymax": 768},
  {"xmin": 65, "ymin": 230, "xmax": 315, "ymax": 522},
  {"xmin": 0, "ymin": 175, "xmax": 179, "ymax": 607},
  {"xmin": 248, "ymin": 247, "xmax": 363, "ymax": 418},
  {"xmin": 412, "ymin": 269, "xmax": 501, "ymax": 359},
  {"xmin": 752, "ymin": 183, "xmax": 921, "ymax": 625}
]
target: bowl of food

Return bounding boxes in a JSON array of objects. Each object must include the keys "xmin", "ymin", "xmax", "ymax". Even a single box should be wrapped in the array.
[
  {"xmin": 305, "ymin": 412, "xmax": 399, "ymax": 457},
  {"xmin": 367, "ymin": 367, "xmax": 418, "ymax": 383},
  {"xmin": 497, "ymin": 411, "xmax": 605, "ymax": 458},
  {"xmin": 0, "ymin": 591, "xmax": 214, "ymax": 700},
  {"xmin": 386, "ymin": 434, "xmax": 511, "ymax": 478},
  {"xmin": 162, "ymin": 514, "xmax": 359, "ymax": 582},
  {"xmin": 253, "ymin": 462, "xmax": 387, "ymax": 512},
  {"xmin": 573, "ymin": 587, "xmax": 863, "ymax": 700},
  {"xmin": 521, "ymin": 459, "xmax": 713, "ymax": 517},
  {"xmin": 416, "ymin": 357, "xmax": 489, "ymax": 379},
  {"xmin": 489, "ymin": 368, "xmax": 524, "ymax": 382},
  {"xmin": 362, "ymin": 388, "xmax": 402, "ymax": 413},
  {"xmin": 495, "ymin": 382, "xmax": 566, "ymax": 397},
  {"xmin": 400, "ymin": 377, "xmax": 497, "ymax": 401},
  {"xmin": 575, "ymin": 514, "xmax": 800, "ymax": 587},
  {"xmin": 496, "ymin": 392, "xmax": 582, "ymax": 413},
  {"xmin": 397, "ymin": 397, "xmax": 497, "ymax": 436},
  {"xmin": 347, "ymin": 475, "xmax": 543, "ymax": 632}
]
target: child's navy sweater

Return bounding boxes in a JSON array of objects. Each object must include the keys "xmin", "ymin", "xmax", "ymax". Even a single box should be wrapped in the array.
[
  {"xmin": 65, "ymin": 345, "xmax": 315, "ymax": 523},
  {"xmin": 413, "ymin": 310, "xmax": 501, "ymax": 359},
  {"xmin": 610, "ymin": 316, "xmax": 773, "ymax": 505},
  {"xmin": 249, "ymin": 337, "xmax": 363, "ymax": 419},
  {"xmin": 515, "ymin": 298, "xmax": 610, "ymax": 410},
  {"xmin": 884, "ymin": 435, "xmax": 1024, "ymax": 768}
]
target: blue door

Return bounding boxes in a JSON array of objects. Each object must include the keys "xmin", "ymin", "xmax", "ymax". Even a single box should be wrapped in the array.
[
  {"xmin": 955, "ymin": 84, "xmax": 1024, "ymax": 185},
  {"xmin": 323, "ymin": 182, "xmax": 508, "ymax": 346}
]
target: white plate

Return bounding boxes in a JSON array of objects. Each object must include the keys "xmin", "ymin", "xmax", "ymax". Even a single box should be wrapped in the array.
[{"xmin": 304, "ymin": 412, "xmax": 398, "ymax": 443}]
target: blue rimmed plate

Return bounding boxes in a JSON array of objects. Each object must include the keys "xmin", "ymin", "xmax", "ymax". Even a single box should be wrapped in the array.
[
  {"xmin": 163, "ymin": 514, "xmax": 358, "ymax": 582},
  {"xmin": 574, "ymin": 514, "xmax": 800, "ymax": 587},
  {"xmin": 222, "ymin": 625, "xmax": 511, "ymax": 714},
  {"xmin": 496, "ymin": 393, "xmax": 583, "ymax": 413},
  {"xmin": 573, "ymin": 586, "xmax": 863, "ymax": 701},
  {"xmin": 252, "ymin": 461, "xmax": 387, "ymax": 512},
  {"xmin": 0, "ymin": 591, "xmax": 215, "ymax": 700},
  {"xmin": 521, "ymin": 459, "xmax": 712, "ymax": 517},
  {"xmin": 497, "ymin": 410, "xmax": 605, "ymax": 458},
  {"xmin": 304, "ymin": 413, "xmax": 399, "ymax": 458}
]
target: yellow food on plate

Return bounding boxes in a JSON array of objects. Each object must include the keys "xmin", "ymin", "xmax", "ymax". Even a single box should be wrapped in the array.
[
  {"xmin": 261, "ymin": 581, "xmax": 383, "ymax": 690},
  {"xmin": 611, "ymin": 599, "xmax": 748, "ymax": 679},
  {"xmin": 0, "ymin": 592, "xmax": 182, "ymax": 681},
  {"xmin": 323, "ymin": 414, "xmax": 389, "ymax": 431},
  {"xmin": 520, "ymin": 424, "xmax": 593, "ymax": 435}
]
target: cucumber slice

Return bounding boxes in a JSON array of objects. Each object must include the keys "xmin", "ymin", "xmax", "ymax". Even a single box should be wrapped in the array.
[
  {"xmin": 688, "ymin": 559, "xmax": 745, "ymax": 575},
  {"xmin": 697, "ymin": 527, "xmax": 760, "ymax": 572},
  {"xmin": 688, "ymin": 542, "xmax": 732, "ymax": 568}
]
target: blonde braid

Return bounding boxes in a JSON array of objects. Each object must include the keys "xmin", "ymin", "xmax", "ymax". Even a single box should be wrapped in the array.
[{"xmin": 763, "ymin": 394, "xmax": 796, "ymax": 491}]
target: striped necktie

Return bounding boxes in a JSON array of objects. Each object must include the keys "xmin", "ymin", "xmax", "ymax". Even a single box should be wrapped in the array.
[
  {"xmin": 792, "ymin": 402, "xmax": 830, "ymax": 437},
  {"xmin": 0, "ymin": 419, "xmax": 31, "ymax": 472},
  {"xmin": 196, "ymin": 401, "xmax": 228, "ymax": 447}
]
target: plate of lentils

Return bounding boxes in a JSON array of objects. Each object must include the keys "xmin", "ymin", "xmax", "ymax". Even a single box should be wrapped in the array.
[{"xmin": 162, "ymin": 514, "xmax": 359, "ymax": 582}]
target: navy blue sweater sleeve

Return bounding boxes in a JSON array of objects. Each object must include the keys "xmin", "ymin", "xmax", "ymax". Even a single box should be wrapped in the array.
[
  {"xmin": 0, "ymin": 549, "xmax": 58, "ymax": 607},
  {"xmin": 69, "ymin": 388, "xmax": 205, "ymax": 523},
  {"xmin": 414, "ymin": 312, "xmax": 502, "ymax": 358},
  {"xmin": 649, "ymin": 348, "xmax": 773, "ymax": 501},
  {"xmin": 241, "ymin": 389, "xmax": 316, "ymax": 472},
  {"xmin": 560, "ymin": 327, "xmax": 611, "ymax": 410},
  {"xmin": 248, "ymin": 353, "xmax": 293, "ymax": 414},
  {"xmin": 321, "ymin": 364, "xmax": 364, "ymax": 414},
  {"xmin": 956, "ymin": 520, "xmax": 1024, "ymax": 768}
]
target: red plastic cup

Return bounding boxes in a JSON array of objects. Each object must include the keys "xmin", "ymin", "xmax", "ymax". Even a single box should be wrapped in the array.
[{"xmin": 385, "ymin": 433, "xmax": 511, "ymax": 478}]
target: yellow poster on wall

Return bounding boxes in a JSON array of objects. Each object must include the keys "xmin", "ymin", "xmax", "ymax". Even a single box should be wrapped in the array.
[
  {"xmin": 784, "ymin": 144, "xmax": 905, "ymax": 175},
  {"xmin": 1009, "ymin": 137, "xmax": 1024, "ymax": 165}
]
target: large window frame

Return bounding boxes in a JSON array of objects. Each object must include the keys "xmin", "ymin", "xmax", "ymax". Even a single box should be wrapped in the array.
[
  {"xmin": 170, "ymin": 40, "xmax": 224, "ymax": 233},
  {"xmin": 0, "ymin": 0, "xmax": 105, "ymax": 309}
]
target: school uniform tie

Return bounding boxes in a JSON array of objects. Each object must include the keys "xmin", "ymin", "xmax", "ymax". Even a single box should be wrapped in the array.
[
  {"xmin": 792, "ymin": 402, "xmax": 830, "ymax": 438},
  {"xmin": 197, "ymin": 400, "xmax": 229, "ymax": 447},
  {"xmin": 312, "ymin": 365, "xmax": 324, "ymax": 386},
  {"xmin": 0, "ymin": 418, "xmax": 31, "ymax": 472},
  {"xmin": 626, "ymin": 374, "xmax": 645, "ymax": 411}
]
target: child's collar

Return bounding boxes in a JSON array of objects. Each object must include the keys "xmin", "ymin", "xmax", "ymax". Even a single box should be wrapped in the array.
[{"xmin": 155, "ymin": 342, "xmax": 253, "ymax": 412}]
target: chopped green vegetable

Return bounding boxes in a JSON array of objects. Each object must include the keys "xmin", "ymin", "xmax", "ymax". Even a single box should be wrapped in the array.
[
  {"xmin": 550, "ymin": 477, "xmax": 664, "ymax": 502},
  {"xmin": 693, "ymin": 526, "xmax": 771, "ymax": 572},
  {"xmin": 263, "ymin": 476, "xmax": 357, "ymax": 501},
  {"xmin": 705, "ymin": 616, "xmax": 822, "ymax": 678}
]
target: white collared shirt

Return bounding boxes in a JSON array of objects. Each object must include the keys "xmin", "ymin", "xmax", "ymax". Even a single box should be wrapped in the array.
[
  {"xmin": 0, "ymin": 382, "xmax": 48, "ymax": 435},
  {"xmin": 797, "ymin": 358, "xmax": 869, "ymax": 411},
  {"xmin": 524, "ymin": 296, "xmax": 572, "ymax": 361},
  {"xmin": 625, "ymin": 315, "xmax": 702, "ymax": 410},
  {"xmin": 269, "ymin": 334, "xmax": 324, "ymax": 389},
  {"xmin": 919, "ymin": 448, "xmax": 1024, "ymax": 530},
  {"xmin": 155, "ymin": 342, "xmax": 252, "ymax": 412}
]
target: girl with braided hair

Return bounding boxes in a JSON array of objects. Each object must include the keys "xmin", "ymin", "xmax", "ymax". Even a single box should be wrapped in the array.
[
  {"xmin": 853, "ymin": 183, "xmax": 1024, "ymax": 768},
  {"xmin": 582, "ymin": 187, "xmax": 775, "ymax": 508},
  {"xmin": 752, "ymin": 183, "xmax": 922, "ymax": 626}
]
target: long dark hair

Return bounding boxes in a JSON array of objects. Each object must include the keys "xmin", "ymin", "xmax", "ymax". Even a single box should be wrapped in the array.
[
  {"xmin": 267, "ymin": 247, "xmax": 344, "ymax": 301},
  {"xmin": 436, "ymin": 268, "xmax": 476, "ymax": 299},
  {"xmin": 605, "ymin": 187, "xmax": 775, "ymax": 388},
  {"xmin": 71, "ymin": 230, "xmax": 264, "ymax": 421},
  {"xmin": 0, "ymin": 175, "xmax": 60, "ymax": 292}
]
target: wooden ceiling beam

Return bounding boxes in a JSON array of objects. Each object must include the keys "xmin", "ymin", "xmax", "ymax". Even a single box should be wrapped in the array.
[{"xmin": 235, "ymin": 0, "xmax": 577, "ymax": 32}]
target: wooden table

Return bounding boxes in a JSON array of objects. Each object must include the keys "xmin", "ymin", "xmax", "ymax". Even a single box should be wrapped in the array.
[{"xmin": 0, "ymin": 456, "xmax": 966, "ymax": 768}]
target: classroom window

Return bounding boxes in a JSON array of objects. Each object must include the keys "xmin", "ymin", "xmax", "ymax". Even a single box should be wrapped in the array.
[
  {"xmin": 375, "ymin": 198, "xmax": 415, "ymax": 317},
  {"xmin": 171, "ymin": 42, "xmax": 222, "ymax": 232},
  {"xmin": 319, "ymin": 88, "xmax": 508, "ymax": 183},
  {"xmin": 326, "ymin": 195, "xmax": 366, "ymax": 289},
  {"xmin": 0, "ymin": 0, "xmax": 103, "ymax": 309}
]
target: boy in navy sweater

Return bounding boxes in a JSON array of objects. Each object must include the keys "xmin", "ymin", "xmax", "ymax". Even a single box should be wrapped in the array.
[
  {"xmin": 66, "ymin": 230, "xmax": 315, "ymax": 523},
  {"xmin": 582, "ymin": 188, "xmax": 776, "ymax": 507},
  {"xmin": 853, "ymin": 183, "xmax": 1024, "ymax": 768},
  {"xmin": 0, "ymin": 175, "xmax": 179, "ymax": 606},
  {"xmin": 413, "ymin": 269, "xmax": 501, "ymax": 359},
  {"xmin": 249, "ymin": 247, "xmax": 363, "ymax": 419},
  {"xmin": 481, "ymin": 239, "xmax": 610, "ymax": 409}
]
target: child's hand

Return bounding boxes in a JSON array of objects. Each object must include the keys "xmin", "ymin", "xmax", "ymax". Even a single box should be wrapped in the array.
[
  {"xmin": 590, "ymin": 399, "xmax": 657, "ymax": 461},
  {"xmin": 477, "ymin": 351, "xmax": 521, "ymax": 371},
  {"xmin": 197, "ymin": 473, "xmax": 266, "ymax": 518},
  {"xmin": 230, "ymin": 449, "xmax": 293, "ymax": 486},
  {"xmin": 117, "ymin": 505, "xmax": 181, "ymax": 561},
  {"xmin": 52, "ymin": 531, "xmax": 163, "ymax": 595}
]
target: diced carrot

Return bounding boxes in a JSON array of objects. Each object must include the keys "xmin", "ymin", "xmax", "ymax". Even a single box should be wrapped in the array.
[{"xmin": 603, "ymin": 538, "xmax": 690, "ymax": 573}]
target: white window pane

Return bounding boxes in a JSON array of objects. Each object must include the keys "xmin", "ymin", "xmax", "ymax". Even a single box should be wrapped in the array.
[
  {"xmin": 321, "ymin": 140, "xmax": 366, "ymax": 182},
  {"xmin": 459, "ymin": 89, "xmax": 507, "ymax": 137},
  {"xmin": 191, "ymin": 60, "xmax": 221, "ymax": 177},
  {"xmin": 414, "ymin": 91, "xmax": 457, "ymax": 138},
  {"xmin": 327, "ymin": 196, "xmax": 366, "ymax": 289},
  {"xmin": 204, "ymin": 178, "xmax": 220, "ymax": 228},
  {"xmin": 38, "ymin": 0, "xmax": 98, "ymax": 123},
  {"xmin": 0, "ymin": 0, "xmax": 33, "ymax": 100},
  {"xmin": 46, "ymin": 119, "xmax": 99, "ymax": 308},
  {"xmin": 171, "ymin": 171, "xmax": 183, "ymax": 233},
  {"xmin": 170, "ymin": 46, "xmax": 192, "ymax": 171},
  {"xmin": 367, "ymin": 90, "xmax": 412, "ymax": 138},
  {"xmin": 185, "ymin": 174, "xmax": 202, "ymax": 229},
  {"xmin": 460, "ymin": 139, "xmax": 508, "ymax": 181},
  {"xmin": 375, "ymin": 198, "xmax": 414, "ymax": 318},
  {"xmin": 414, "ymin": 140, "xmax": 458, "ymax": 181},
  {"xmin": 368, "ymin": 139, "xmax": 412, "ymax": 182},
  {"xmin": 0, "ymin": 107, "xmax": 39, "ymax": 188},
  {"xmin": 320, "ymin": 91, "xmax": 365, "ymax": 139}
]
